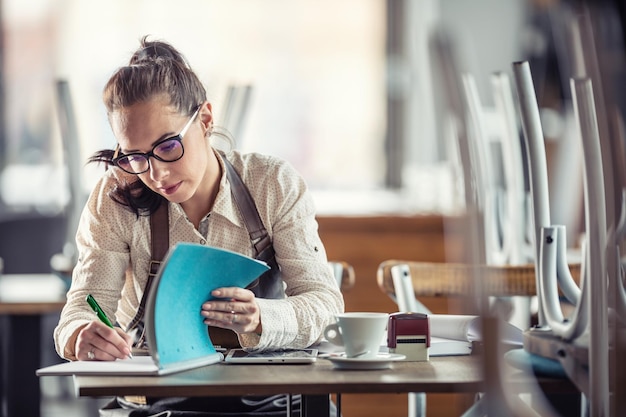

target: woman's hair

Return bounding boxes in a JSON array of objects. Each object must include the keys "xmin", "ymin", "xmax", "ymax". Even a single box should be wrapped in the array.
[
  {"xmin": 90, "ymin": 36, "xmax": 207, "ymax": 216},
  {"xmin": 104, "ymin": 36, "xmax": 206, "ymax": 116}
]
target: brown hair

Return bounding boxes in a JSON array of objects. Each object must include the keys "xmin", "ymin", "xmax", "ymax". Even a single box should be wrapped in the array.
[
  {"xmin": 90, "ymin": 36, "xmax": 207, "ymax": 216},
  {"xmin": 103, "ymin": 36, "xmax": 206, "ymax": 116}
]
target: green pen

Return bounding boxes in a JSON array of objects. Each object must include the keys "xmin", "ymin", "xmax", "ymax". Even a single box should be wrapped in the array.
[
  {"xmin": 86, "ymin": 294, "xmax": 114, "ymax": 328},
  {"xmin": 86, "ymin": 294, "xmax": 133, "ymax": 359}
]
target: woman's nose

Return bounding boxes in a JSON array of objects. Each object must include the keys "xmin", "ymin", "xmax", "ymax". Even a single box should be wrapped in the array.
[{"xmin": 149, "ymin": 158, "xmax": 169, "ymax": 182}]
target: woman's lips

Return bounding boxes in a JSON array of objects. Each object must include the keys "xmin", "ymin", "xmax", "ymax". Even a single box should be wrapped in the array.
[{"xmin": 159, "ymin": 181, "xmax": 181, "ymax": 195}]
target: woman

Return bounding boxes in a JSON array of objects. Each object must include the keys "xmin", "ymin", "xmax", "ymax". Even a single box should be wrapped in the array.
[{"xmin": 54, "ymin": 36, "xmax": 344, "ymax": 415}]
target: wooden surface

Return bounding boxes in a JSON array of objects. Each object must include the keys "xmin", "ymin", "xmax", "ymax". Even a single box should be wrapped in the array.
[
  {"xmin": 318, "ymin": 214, "xmax": 464, "ymax": 314},
  {"xmin": 0, "ymin": 301, "xmax": 65, "ymax": 314},
  {"xmin": 75, "ymin": 356, "xmax": 485, "ymax": 397},
  {"xmin": 73, "ymin": 353, "xmax": 578, "ymax": 417}
]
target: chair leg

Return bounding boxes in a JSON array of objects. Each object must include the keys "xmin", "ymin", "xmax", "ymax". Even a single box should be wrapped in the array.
[{"xmin": 408, "ymin": 392, "xmax": 426, "ymax": 417}]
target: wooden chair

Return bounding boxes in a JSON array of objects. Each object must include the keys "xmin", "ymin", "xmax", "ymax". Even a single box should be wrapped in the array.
[{"xmin": 377, "ymin": 260, "xmax": 580, "ymax": 302}]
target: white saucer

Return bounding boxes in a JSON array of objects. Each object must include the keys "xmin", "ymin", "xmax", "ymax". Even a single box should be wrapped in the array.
[{"xmin": 324, "ymin": 353, "xmax": 406, "ymax": 370}]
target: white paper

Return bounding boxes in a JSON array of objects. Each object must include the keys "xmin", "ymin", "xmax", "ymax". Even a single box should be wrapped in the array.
[
  {"xmin": 428, "ymin": 314, "xmax": 523, "ymax": 346},
  {"xmin": 37, "ymin": 353, "xmax": 224, "ymax": 376},
  {"xmin": 429, "ymin": 314, "xmax": 478, "ymax": 341},
  {"xmin": 36, "ymin": 356, "xmax": 160, "ymax": 376},
  {"xmin": 429, "ymin": 337, "xmax": 473, "ymax": 357}
]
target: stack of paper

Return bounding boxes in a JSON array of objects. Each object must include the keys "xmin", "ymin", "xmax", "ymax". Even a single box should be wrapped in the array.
[{"xmin": 429, "ymin": 314, "xmax": 523, "ymax": 356}]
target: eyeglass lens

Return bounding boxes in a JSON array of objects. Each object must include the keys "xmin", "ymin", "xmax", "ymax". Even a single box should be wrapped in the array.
[{"xmin": 116, "ymin": 138, "xmax": 183, "ymax": 174}]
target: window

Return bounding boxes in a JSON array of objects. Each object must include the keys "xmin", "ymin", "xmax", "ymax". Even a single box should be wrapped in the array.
[
  {"xmin": 2, "ymin": 1, "xmax": 530, "ymax": 216},
  {"xmin": 0, "ymin": 0, "xmax": 387, "ymax": 212}
]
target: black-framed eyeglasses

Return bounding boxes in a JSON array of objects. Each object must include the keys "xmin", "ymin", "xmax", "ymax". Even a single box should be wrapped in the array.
[{"xmin": 112, "ymin": 106, "xmax": 200, "ymax": 175}]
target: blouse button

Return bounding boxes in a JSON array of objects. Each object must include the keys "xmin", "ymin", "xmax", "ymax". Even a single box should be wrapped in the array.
[{"xmin": 200, "ymin": 239, "xmax": 206, "ymax": 245}]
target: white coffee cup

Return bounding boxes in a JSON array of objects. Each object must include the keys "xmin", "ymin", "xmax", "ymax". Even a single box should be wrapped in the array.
[{"xmin": 323, "ymin": 312, "xmax": 389, "ymax": 359}]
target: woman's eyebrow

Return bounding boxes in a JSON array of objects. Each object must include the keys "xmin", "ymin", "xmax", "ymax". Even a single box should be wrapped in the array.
[{"xmin": 121, "ymin": 131, "xmax": 177, "ymax": 153}]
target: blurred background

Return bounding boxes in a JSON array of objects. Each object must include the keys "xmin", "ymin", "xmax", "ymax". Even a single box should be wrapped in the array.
[
  {"xmin": 3, "ymin": 0, "xmax": 623, "ymax": 271},
  {"xmin": 2, "ymin": 0, "xmax": 621, "ymax": 238},
  {"xmin": 0, "ymin": 0, "xmax": 624, "ymax": 416},
  {"xmin": 0, "ymin": 0, "xmax": 543, "ymax": 218}
]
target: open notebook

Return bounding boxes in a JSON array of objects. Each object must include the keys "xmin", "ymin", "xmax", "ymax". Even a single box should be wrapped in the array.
[{"xmin": 37, "ymin": 243, "xmax": 269, "ymax": 376}]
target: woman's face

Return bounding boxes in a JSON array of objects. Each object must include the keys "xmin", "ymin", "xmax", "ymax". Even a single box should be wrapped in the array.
[{"xmin": 110, "ymin": 98, "xmax": 213, "ymax": 204}]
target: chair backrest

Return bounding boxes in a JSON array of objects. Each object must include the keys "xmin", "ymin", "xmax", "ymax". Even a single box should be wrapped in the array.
[
  {"xmin": 328, "ymin": 261, "xmax": 355, "ymax": 293},
  {"xmin": 389, "ymin": 264, "xmax": 431, "ymax": 314},
  {"xmin": 376, "ymin": 260, "xmax": 580, "ymax": 303},
  {"xmin": 220, "ymin": 84, "xmax": 254, "ymax": 144},
  {"xmin": 56, "ymin": 80, "xmax": 84, "ymax": 265}
]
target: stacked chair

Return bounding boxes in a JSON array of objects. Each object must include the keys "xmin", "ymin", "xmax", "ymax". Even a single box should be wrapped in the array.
[{"xmin": 379, "ymin": 4, "xmax": 625, "ymax": 415}]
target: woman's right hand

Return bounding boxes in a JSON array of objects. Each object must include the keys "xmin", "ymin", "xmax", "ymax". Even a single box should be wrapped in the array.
[{"xmin": 75, "ymin": 321, "xmax": 133, "ymax": 361}]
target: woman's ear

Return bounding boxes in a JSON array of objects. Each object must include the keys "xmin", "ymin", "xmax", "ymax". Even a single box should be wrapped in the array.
[{"xmin": 198, "ymin": 101, "xmax": 214, "ymax": 134}]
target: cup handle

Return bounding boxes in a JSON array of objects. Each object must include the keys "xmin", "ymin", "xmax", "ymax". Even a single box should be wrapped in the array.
[{"xmin": 323, "ymin": 323, "xmax": 343, "ymax": 346}]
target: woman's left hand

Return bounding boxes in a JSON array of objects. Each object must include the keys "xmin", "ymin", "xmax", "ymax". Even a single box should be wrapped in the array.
[{"xmin": 201, "ymin": 287, "xmax": 261, "ymax": 334}]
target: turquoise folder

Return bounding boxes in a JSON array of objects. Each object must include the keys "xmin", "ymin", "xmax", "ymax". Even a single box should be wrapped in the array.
[{"xmin": 145, "ymin": 242, "xmax": 270, "ymax": 374}]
